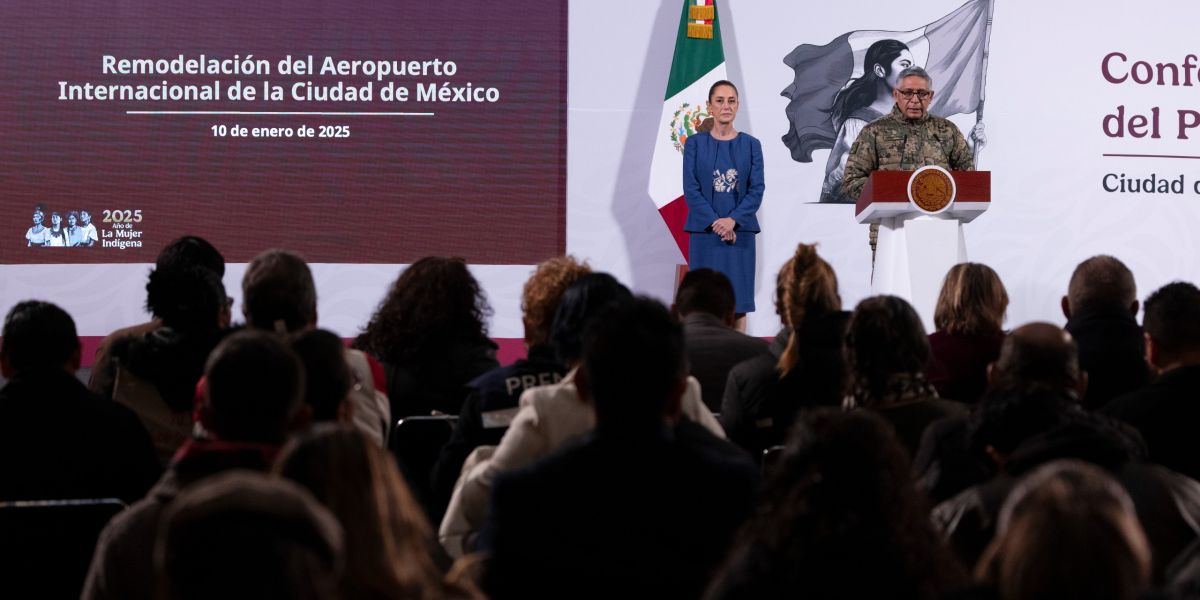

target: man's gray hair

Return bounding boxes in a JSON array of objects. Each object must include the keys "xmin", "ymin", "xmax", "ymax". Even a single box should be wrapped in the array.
[{"xmin": 897, "ymin": 66, "xmax": 933, "ymax": 88}]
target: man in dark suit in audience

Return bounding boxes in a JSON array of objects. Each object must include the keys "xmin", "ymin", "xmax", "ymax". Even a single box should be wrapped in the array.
[
  {"xmin": 83, "ymin": 330, "xmax": 308, "ymax": 600},
  {"xmin": 931, "ymin": 323, "xmax": 1200, "ymax": 580},
  {"xmin": 0, "ymin": 301, "xmax": 160, "ymax": 503},
  {"xmin": 674, "ymin": 268, "xmax": 768, "ymax": 412},
  {"xmin": 1061, "ymin": 255, "xmax": 1149, "ymax": 409},
  {"xmin": 1103, "ymin": 282, "xmax": 1200, "ymax": 481},
  {"xmin": 483, "ymin": 298, "xmax": 758, "ymax": 600}
]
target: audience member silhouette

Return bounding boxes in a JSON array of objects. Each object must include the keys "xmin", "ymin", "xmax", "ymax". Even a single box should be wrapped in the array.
[
  {"xmin": 289, "ymin": 329, "xmax": 356, "ymax": 425},
  {"xmin": 83, "ymin": 330, "xmax": 308, "ymax": 600},
  {"xmin": 104, "ymin": 266, "xmax": 230, "ymax": 464},
  {"xmin": 277, "ymin": 426, "xmax": 481, "ymax": 600},
  {"xmin": 90, "ymin": 235, "xmax": 227, "ymax": 395},
  {"xmin": 674, "ymin": 268, "xmax": 768, "ymax": 412},
  {"xmin": 243, "ymin": 249, "xmax": 391, "ymax": 445},
  {"xmin": 431, "ymin": 255, "xmax": 589, "ymax": 519},
  {"xmin": 927, "ymin": 263, "xmax": 1008, "ymax": 404},
  {"xmin": 483, "ymin": 298, "xmax": 758, "ymax": 600},
  {"xmin": 439, "ymin": 273, "xmax": 724, "ymax": 557},
  {"xmin": 353, "ymin": 256, "xmax": 499, "ymax": 418},
  {"xmin": 721, "ymin": 243, "xmax": 847, "ymax": 457},
  {"xmin": 934, "ymin": 324, "xmax": 1198, "ymax": 581},
  {"xmin": 155, "ymin": 471, "xmax": 344, "ymax": 600},
  {"xmin": 1062, "ymin": 255, "xmax": 1149, "ymax": 409},
  {"xmin": 845, "ymin": 295, "xmax": 965, "ymax": 457},
  {"xmin": 974, "ymin": 461, "xmax": 1152, "ymax": 600},
  {"xmin": 0, "ymin": 301, "xmax": 159, "ymax": 502},
  {"xmin": 705, "ymin": 409, "xmax": 967, "ymax": 599},
  {"xmin": 1104, "ymin": 281, "xmax": 1200, "ymax": 481}
]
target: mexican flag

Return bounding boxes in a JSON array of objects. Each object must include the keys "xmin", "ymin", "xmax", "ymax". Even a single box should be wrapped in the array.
[{"xmin": 647, "ymin": 0, "xmax": 728, "ymax": 261}]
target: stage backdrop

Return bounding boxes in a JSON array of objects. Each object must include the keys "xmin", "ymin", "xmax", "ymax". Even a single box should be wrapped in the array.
[
  {"xmin": 0, "ymin": 0, "xmax": 565, "ymax": 358},
  {"xmin": 570, "ymin": 0, "xmax": 1200, "ymax": 338},
  {"xmin": 4, "ymin": 0, "xmax": 1200, "ymax": 358}
]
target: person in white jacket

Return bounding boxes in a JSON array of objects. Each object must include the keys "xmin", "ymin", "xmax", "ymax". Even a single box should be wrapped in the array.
[{"xmin": 439, "ymin": 273, "xmax": 725, "ymax": 556}]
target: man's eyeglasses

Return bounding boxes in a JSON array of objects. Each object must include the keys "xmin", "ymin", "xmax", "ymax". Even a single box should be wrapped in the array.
[{"xmin": 898, "ymin": 89, "xmax": 932, "ymax": 100}]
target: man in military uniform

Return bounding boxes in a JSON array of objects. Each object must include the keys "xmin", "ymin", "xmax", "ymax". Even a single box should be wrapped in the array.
[{"xmin": 842, "ymin": 66, "xmax": 974, "ymax": 259}]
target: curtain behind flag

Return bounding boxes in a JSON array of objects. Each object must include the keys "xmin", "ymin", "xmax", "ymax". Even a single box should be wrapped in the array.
[
  {"xmin": 781, "ymin": 0, "xmax": 992, "ymax": 164},
  {"xmin": 647, "ymin": 0, "xmax": 728, "ymax": 261}
]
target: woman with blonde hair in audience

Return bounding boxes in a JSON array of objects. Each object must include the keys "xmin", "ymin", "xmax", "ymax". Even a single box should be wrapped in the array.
[
  {"xmin": 720, "ymin": 242, "xmax": 848, "ymax": 456},
  {"xmin": 975, "ymin": 460, "xmax": 1151, "ymax": 600},
  {"xmin": 276, "ymin": 425, "xmax": 481, "ymax": 600},
  {"xmin": 928, "ymin": 263, "xmax": 1009, "ymax": 404},
  {"xmin": 844, "ymin": 295, "xmax": 966, "ymax": 457}
]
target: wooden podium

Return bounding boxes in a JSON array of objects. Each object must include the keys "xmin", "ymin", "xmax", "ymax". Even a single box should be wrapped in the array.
[{"xmin": 855, "ymin": 169, "xmax": 991, "ymax": 330}]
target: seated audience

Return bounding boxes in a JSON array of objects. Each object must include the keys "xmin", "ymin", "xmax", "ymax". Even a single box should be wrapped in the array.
[
  {"xmin": 277, "ymin": 426, "xmax": 480, "ymax": 600},
  {"xmin": 483, "ymin": 298, "xmax": 758, "ymax": 599},
  {"xmin": 83, "ymin": 330, "xmax": 308, "ymax": 600},
  {"xmin": 918, "ymin": 323, "xmax": 1091, "ymax": 505},
  {"xmin": 106, "ymin": 266, "xmax": 230, "ymax": 464},
  {"xmin": 431, "ymin": 255, "xmax": 589, "ymax": 517},
  {"xmin": 845, "ymin": 295, "xmax": 966, "ymax": 457},
  {"xmin": 439, "ymin": 273, "xmax": 724, "ymax": 556},
  {"xmin": 1104, "ymin": 282, "xmax": 1200, "ymax": 480},
  {"xmin": 674, "ymin": 268, "xmax": 768, "ymax": 412},
  {"xmin": 1062, "ymin": 255, "xmax": 1149, "ymax": 409},
  {"xmin": 289, "ymin": 329, "xmax": 356, "ymax": 425},
  {"xmin": 89, "ymin": 235, "xmax": 227, "ymax": 395},
  {"xmin": 927, "ymin": 262, "xmax": 1008, "ymax": 404},
  {"xmin": 0, "ymin": 301, "xmax": 160, "ymax": 502},
  {"xmin": 721, "ymin": 243, "xmax": 847, "ymax": 457},
  {"xmin": 243, "ymin": 249, "xmax": 391, "ymax": 445},
  {"xmin": 705, "ymin": 409, "xmax": 967, "ymax": 599},
  {"xmin": 156, "ymin": 471, "xmax": 344, "ymax": 600},
  {"xmin": 933, "ymin": 327, "xmax": 1195, "ymax": 581},
  {"xmin": 974, "ymin": 461, "xmax": 1152, "ymax": 600},
  {"xmin": 353, "ymin": 256, "xmax": 499, "ymax": 418}
]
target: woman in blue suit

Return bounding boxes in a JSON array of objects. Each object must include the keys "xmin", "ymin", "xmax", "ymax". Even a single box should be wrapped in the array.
[{"xmin": 682, "ymin": 80, "xmax": 765, "ymax": 315}]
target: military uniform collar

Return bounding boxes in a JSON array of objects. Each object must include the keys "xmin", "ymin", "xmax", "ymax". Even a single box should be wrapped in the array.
[{"xmin": 889, "ymin": 104, "xmax": 931, "ymax": 124}]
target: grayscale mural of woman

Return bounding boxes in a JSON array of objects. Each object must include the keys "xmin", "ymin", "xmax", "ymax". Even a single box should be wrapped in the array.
[{"xmin": 820, "ymin": 39, "xmax": 913, "ymax": 204}]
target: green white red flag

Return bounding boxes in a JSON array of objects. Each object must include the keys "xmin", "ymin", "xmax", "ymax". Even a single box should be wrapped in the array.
[{"xmin": 647, "ymin": 0, "xmax": 728, "ymax": 261}]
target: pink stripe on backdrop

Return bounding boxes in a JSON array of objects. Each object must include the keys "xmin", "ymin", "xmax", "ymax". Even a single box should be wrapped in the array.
[{"xmin": 73, "ymin": 336, "xmax": 528, "ymax": 368}]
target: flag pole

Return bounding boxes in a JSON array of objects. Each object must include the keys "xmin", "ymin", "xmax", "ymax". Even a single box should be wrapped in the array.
[{"xmin": 973, "ymin": 0, "xmax": 995, "ymax": 165}]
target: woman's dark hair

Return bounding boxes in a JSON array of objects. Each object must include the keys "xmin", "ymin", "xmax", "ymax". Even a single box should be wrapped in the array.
[
  {"xmin": 828, "ymin": 39, "xmax": 909, "ymax": 129},
  {"xmin": 355, "ymin": 257, "xmax": 492, "ymax": 365},
  {"xmin": 276, "ymin": 426, "xmax": 480, "ymax": 600},
  {"xmin": 290, "ymin": 329, "xmax": 353, "ymax": 423},
  {"xmin": 549, "ymin": 273, "xmax": 631, "ymax": 366},
  {"xmin": 708, "ymin": 79, "xmax": 739, "ymax": 101},
  {"xmin": 156, "ymin": 236, "xmax": 226, "ymax": 276},
  {"xmin": 845, "ymin": 295, "xmax": 930, "ymax": 401},
  {"xmin": 145, "ymin": 266, "xmax": 227, "ymax": 333},
  {"xmin": 707, "ymin": 409, "xmax": 967, "ymax": 598}
]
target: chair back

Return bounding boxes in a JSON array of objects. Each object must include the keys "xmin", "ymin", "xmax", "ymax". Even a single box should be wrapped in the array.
[
  {"xmin": 389, "ymin": 416, "xmax": 458, "ymax": 522},
  {"xmin": 0, "ymin": 498, "xmax": 126, "ymax": 598}
]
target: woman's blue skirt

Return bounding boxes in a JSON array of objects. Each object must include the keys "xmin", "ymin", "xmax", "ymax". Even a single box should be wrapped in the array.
[{"xmin": 688, "ymin": 231, "xmax": 756, "ymax": 313}]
